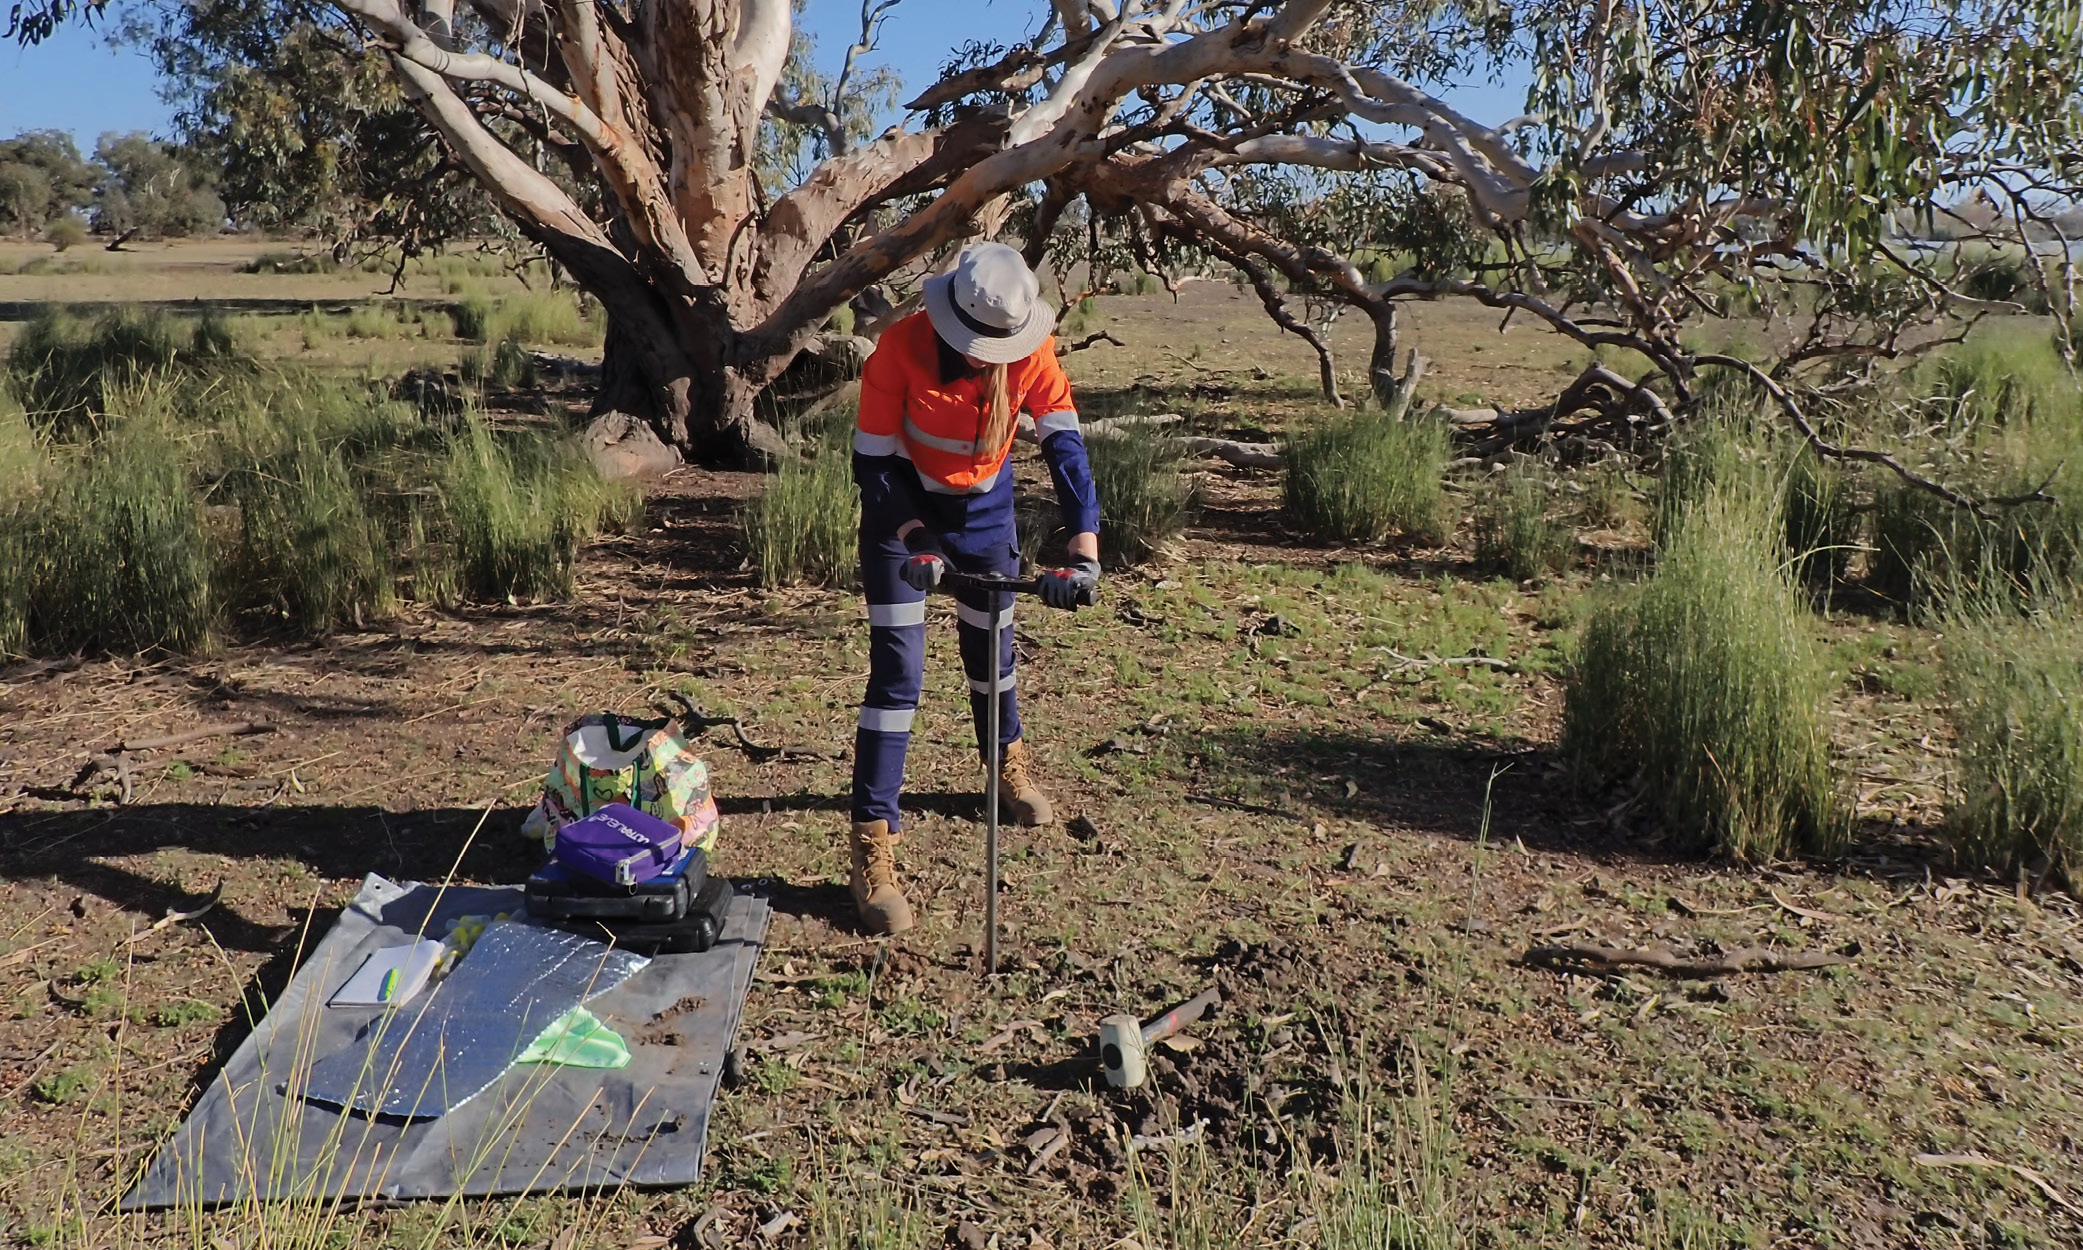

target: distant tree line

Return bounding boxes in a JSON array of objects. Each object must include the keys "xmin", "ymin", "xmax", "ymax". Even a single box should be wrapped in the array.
[{"xmin": 0, "ymin": 129, "xmax": 226, "ymax": 243}]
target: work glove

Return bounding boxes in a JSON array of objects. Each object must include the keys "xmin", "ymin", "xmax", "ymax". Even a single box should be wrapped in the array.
[
  {"xmin": 899, "ymin": 527, "xmax": 947, "ymax": 592},
  {"xmin": 1039, "ymin": 557, "xmax": 1101, "ymax": 610}
]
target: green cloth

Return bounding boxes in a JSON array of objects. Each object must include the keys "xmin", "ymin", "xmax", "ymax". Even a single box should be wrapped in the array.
[{"xmin": 517, "ymin": 1006, "xmax": 631, "ymax": 1069}]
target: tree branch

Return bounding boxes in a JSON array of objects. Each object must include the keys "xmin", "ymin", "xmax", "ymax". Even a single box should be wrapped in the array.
[{"xmin": 1696, "ymin": 353, "xmax": 2060, "ymax": 513}]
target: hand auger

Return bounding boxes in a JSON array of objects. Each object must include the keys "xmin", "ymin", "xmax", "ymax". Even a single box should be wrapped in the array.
[{"xmin": 937, "ymin": 568, "xmax": 1094, "ymax": 977}]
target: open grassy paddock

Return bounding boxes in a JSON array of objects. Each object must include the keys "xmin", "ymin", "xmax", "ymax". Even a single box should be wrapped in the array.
[{"xmin": 1, "ymin": 241, "xmax": 2081, "ymax": 1249}]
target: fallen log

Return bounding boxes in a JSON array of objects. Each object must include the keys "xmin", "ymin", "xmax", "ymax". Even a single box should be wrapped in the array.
[{"xmin": 1521, "ymin": 942, "xmax": 1857, "ymax": 978}]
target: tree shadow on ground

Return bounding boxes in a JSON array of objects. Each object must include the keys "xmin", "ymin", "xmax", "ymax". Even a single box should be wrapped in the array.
[
  {"xmin": 1195, "ymin": 723, "xmax": 1689, "ymax": 864},
  {"xmin": 0, "ymin": 802, "xmax": 537, "ymax": 952}
]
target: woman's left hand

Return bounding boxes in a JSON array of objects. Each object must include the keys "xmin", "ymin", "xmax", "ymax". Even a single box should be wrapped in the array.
[{"xmin": 1040, "ymin": 532, "xmax": 1101, "ymax": 610}]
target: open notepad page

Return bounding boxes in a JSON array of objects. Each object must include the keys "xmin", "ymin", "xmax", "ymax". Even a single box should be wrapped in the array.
[{"xmin": 327, "ymin": 939, "xmax": 446, "ymax": 1008}]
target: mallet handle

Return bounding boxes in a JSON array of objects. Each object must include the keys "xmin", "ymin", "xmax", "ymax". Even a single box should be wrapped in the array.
[{"xmin": 1141, "ymin": 986, "xmax": 1221, "ymax": 1045}]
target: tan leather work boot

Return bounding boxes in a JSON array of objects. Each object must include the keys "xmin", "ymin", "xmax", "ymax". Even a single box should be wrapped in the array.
[
  {"xmin": 848, "ymin": 820, "xmax": 914, "ymax": 935},
  {"xmin": 996, "ymin": 739, "xmax": 1055, "ymax": 827}
]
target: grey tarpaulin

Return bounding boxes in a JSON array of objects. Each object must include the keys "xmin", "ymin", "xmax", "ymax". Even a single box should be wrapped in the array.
[
  {"xmin": 302, "ymin": 920, "xmax": 650, "ymax": 1119},
  {"xmin": 123, "ymin": 874, "xmax": 767, "ymax": 1209}
]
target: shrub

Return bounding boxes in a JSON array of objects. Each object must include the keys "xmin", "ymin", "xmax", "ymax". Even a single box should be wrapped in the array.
[
  {"xmin": 1944, "ymin": 608, "xmax": 2083, "ymax": 876},
  {"xmin": 1564, "ymin": 485, "xmax": 1846, "ymax": 860},
  {"xmin": 1474, "ymin": 461, "xmax": 1569, "ymax": 580},
  {"xmin": 1088, "ymin": 431, "xmax": 1199, "ymax": 564},
  {"xmin": 443, "ymin": 421, "xmax": 635, "ymax": 601},
  {"xmin": 1284, "ymin": 409, "xmax": 1451, "ymax": 544},
  {"xmin": 43, "ymin": 216, "xmax": 86, "ymax": 252},
  {"xmin": 744, "ymin": 432, "xmax": 857, "ymax": 588}
]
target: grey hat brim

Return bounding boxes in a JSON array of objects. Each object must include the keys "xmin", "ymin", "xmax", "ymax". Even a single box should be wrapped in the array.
[{"xmin": 923, "ymin": 272, "xmax": 1054, "ymax": 365}]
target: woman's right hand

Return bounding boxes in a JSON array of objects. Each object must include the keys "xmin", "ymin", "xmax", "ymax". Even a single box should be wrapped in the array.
[{"xmin": 900, "ymin": 524, "xmax": 946, "ymax": 591}]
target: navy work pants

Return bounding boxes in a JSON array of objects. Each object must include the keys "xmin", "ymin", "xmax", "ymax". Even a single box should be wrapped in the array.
[{"xmin": 851, "ymin": 478, "xmax": 1021, "ymax": 833}]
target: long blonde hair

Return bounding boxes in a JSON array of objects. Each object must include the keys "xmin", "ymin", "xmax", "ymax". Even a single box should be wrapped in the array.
[{"xmin": 976, "ymin": 362, "xmax": 1013, "ymax": 467}]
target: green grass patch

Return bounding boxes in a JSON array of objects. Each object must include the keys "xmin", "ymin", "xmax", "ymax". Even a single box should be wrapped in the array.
[
  {"xmin": 1283, "ymin": 409, "xmax": 1451, "ymax": 544},
  {"xmin": 1565, "ymin": 483, "xmax": 1847, "ymax": 860}
]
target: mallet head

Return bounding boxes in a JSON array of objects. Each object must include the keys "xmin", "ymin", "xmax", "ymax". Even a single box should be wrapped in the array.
[{"xmin": 1098, "ymin": 1013, "xmax": 1147, "ymax": 1088}]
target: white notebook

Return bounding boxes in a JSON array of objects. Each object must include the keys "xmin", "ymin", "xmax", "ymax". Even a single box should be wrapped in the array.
[{"xmin": 327, "ymin": 940, "xmax": 445, "ymax": 1008}]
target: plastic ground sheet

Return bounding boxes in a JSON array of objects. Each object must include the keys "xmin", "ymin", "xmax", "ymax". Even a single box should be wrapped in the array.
[{"xmin": 123, "ymin": 874, "xmax": 767, "ymax": 1208}]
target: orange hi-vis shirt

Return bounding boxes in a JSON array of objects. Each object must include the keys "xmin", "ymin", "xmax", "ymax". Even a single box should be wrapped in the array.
[{"xmin": 854, "ymin": 311, "xmax": 1078, "ymax": 495}]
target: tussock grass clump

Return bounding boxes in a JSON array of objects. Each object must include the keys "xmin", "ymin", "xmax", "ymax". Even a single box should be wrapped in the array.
[
  {"xmin": 1783, "ymin": 450, "xmax": 1858, "ymax": 586},
  {"xmin": 1088, "ymin": 431, "xmax": 1199, "ymax": 564},
  {"xmin": 1944, "ymin": 608, "xmax": 2083, "ymax": 876},
  {"xmin": 1565, "ymin": 487, "xmax": 1846, "ymax": 860},
  {"xmin": 217, "ymin": 379, "xmax": 427, "ymax": 633},
  {"xmin": 3, "ymin": 366, "xmax": 630, "ymax": 655},
  {"xmin": 1873, "ymin": 348, "xmax": 2083, "ymax": 612},
  {"xmin": 1474, "ymin": 461, "xmax": 1570, "ymax": 580},
  {"xmin": 4, "ymin": 306, "xmax": 244, "ymax": 438},
  {"xmin": 1284, "ymin": 410, "xmax": 1451, "ymax": 544},
  {"xmin": 1, "ymin": 428, "xmax": 216, "ymax": 656},
  {"xmin": 450, "ymin": 288, "xmax": 600, "ymax": 347},
  {"xmin": 463, "ymin": 334, "xmax": 539, "ymax": 391},
  {"xmin": 444, "ymin": 421, "xmax": 636, "ymax": 601},
  {"xmin": 745, "ymin": 413, "xmax": 857, "ymax": 588}
]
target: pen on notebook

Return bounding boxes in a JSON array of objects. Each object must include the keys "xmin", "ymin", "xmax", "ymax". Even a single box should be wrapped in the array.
[{"xmin": 380, "ymin": 968, "xmax": 400, "ymax": 1002}]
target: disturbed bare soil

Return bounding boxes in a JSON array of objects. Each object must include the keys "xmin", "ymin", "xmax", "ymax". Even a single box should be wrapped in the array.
[{"xmin": 0, "ymin": 277, "xmax": 2080, "ymax": 1249}]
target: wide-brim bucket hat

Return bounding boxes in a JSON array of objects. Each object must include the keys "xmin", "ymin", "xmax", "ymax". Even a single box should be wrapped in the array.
[{"xmin": 922, "ymin": 241, "xmax": 1054, "ymax": 365}]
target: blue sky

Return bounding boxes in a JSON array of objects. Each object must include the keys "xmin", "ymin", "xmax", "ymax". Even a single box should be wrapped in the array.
[{"xmin": 1, "ymin": 2, "xmax": 1526, "ymax": 146}]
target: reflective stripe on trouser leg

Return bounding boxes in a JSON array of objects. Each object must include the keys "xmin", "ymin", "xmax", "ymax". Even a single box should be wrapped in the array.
[
  {"xmin": 854, "ymin": 525, "xmax": 927, "ymax": 830},
  {"xmin": 955, "ymin": 580, "xmax": 1021, "ymax": 758}
]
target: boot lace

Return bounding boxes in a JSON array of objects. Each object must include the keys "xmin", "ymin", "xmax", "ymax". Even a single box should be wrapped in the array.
[
  {"xmin": 1000, "ymin": 746, "xmax": 1037, "ymax": 795},
  {"xmin": 862, "ymin": 831, "xmax": 900, "ymax": 885}
]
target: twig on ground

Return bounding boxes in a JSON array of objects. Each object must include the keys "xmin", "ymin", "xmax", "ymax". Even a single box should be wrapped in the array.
[
  {"xmin": 117, "ymin": 721, "xmax": 276, "ymax": 754},
  {"xmin": 124, "ymin": 880, "xmax": 227, "ymax": 943},
  {"xmin": 1914, "ymin": 1153, "xmax": 2083, "ymax": 1217},
  {"xmin": 1058, "ymin": 330, "xmax": 1126, "ymax": 354},
  {"xmin": 1383, "ymin": 649, "xmax": 1514, "ymax": 675},
  {"xmin": 1186, "ymin": 793, "xmax": 1307, "ymax": 822},
  {"xmin": 1768, "ymin": 888, "xmax": 1846, "ymax": 923},
  {"xmin": 1521, "ymin": 942, "xmax": 1857, "ymax": 978},
  {"xmin": 658, "ymin": 694, "xmax": 829, "ymax": 762}
]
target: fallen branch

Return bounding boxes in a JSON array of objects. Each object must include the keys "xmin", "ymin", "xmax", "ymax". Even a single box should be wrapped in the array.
[
  {"xmin": 118, "ymin": 721, "xmax": 276, "ymax": 754},
  {"xmin": 1521, "ymin": 942, "xmax": 1857, "ymax": 978},
  {"xmin": 1383, "ymin": 649, "xmax": 1514, "ymax": 675},
  {"xmin": 1080, "ymin": 413, "xmax": 1282, "ymax": 468},
  {"xmin": 1768, "ymin": 888, "xmax": 1846, "ymax": 924},
  {"xmin": 1914, "ymin": 1152, "xmax": 2083, "ymax": 1217},
  {"xmin": 1179, "ymin": 435, "xmax": 1282, "ymax": 469},
  {"xmin": 1057, "ymin": 329, "xmax": 1126, "ymax": 355},
  {"xmin": 1081, "ymin": 412, "xmax": 1184, "ymax": 436}
]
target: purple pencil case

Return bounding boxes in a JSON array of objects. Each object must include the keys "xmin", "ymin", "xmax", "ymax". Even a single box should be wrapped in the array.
[{"xmin": 553, "ymin": 803, "xmax": 686, "ymax": 887}]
